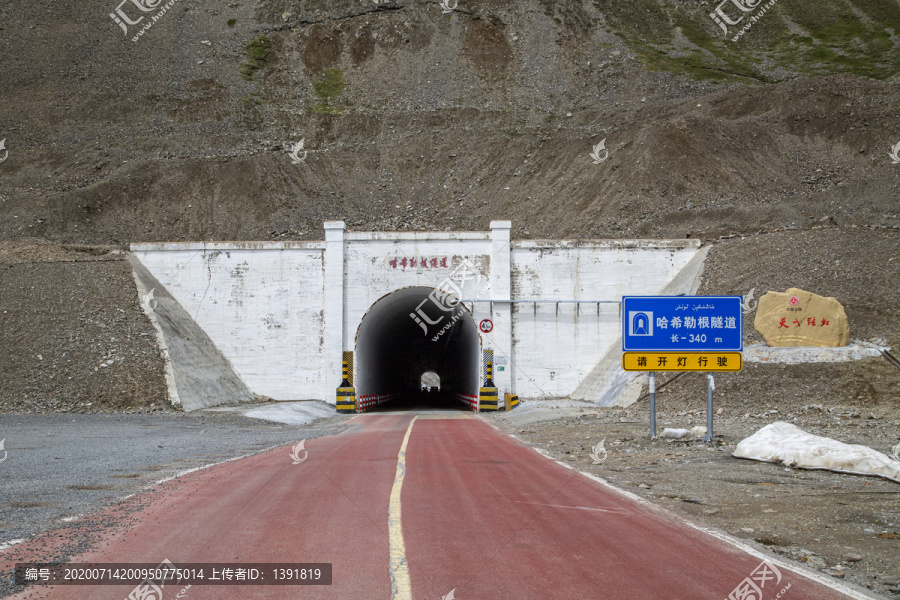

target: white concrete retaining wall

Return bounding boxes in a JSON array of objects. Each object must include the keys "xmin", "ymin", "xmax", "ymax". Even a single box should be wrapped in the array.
[
  {"xmin": 507, "ymin": 241, "xmax": 702, "ymax": 398},
  {"xmin": 132, "ymin": 242, "xmax": 327, "ymax": 400},
  {"xmin": 131, "ymin": 222, "xmax": 704, "ymax": 406}
]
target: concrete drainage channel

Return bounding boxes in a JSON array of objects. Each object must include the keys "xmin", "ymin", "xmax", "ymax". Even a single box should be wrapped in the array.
[{"xmin": 205, "ymin": 400, "xmax": 340, "ymax": 424}]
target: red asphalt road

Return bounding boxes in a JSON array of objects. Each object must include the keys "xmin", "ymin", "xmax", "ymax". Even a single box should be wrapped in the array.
[{"xmin": 2, "ymin": 413, "xmax": 867, "ymax": 600}]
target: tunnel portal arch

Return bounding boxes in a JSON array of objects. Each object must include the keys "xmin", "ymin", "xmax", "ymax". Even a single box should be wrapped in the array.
[{"xmin": 355, "ymin": 287, "xmax": 481, "ymax": 408}]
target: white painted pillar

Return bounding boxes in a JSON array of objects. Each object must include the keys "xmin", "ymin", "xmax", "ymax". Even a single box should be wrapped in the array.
[
  {"xmin": 323, "ymin": 221, "xmax": 346, "ymax": 402},
  {"xmin": 490, "ymin": 220, "xmax": 513, "ymax": 396}
]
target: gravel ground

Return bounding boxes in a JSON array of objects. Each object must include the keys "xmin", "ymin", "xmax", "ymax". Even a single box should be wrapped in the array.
[
  {"xmin": 0, "ymin": 409, "xmax": 351, "ymax": 587},
  {"xmin": 697, "ymin": 229, "xmax": 900, "ymax": 344},
  {"xmin": 0, "ymin": 242, "xmax": 168, "ymax": 414}
]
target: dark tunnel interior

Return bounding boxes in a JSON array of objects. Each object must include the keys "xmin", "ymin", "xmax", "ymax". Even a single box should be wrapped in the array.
[{"xmin": 355, "ymin": 287, "xmax": 480, "ymax": 409}]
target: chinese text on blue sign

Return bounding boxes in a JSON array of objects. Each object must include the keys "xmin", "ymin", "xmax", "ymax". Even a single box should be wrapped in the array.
[{"xmin": 622, "ymin": 296, "xmax": 743, "ymax": 352}]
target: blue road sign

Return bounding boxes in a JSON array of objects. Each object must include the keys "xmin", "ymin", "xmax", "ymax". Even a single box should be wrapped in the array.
[{"xmin": 622, "ymin": 296, "xmax": 743, "ymax": 352}]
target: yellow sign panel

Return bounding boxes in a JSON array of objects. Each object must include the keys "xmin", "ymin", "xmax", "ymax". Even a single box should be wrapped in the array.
[{"xmin": 622, "ymin": 352, "xmax": 743, "ymax": 372}]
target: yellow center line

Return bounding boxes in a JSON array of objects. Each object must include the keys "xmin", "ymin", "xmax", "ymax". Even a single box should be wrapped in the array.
[{"xmin": 389, "ymin": 416, "xmax": 417, "ymax": 600}]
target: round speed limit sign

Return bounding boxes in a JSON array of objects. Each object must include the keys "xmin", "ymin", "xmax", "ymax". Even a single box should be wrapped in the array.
[{"xmin": 479, "ymin": 319, "xmax": 493, "ymax": 333}]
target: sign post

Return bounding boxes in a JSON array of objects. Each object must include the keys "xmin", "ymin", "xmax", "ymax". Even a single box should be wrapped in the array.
[{"xmin": 622, "ymin": 296, "xmax": 743, "ymax": 439}]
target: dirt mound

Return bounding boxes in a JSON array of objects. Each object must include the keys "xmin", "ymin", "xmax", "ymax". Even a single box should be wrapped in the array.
[
  {"xmin": 699, "ymin": 228, "xmax": 900, "ymax": 343},
  {"xmin": 0, "ymin": 242, "xmax": 169, "ymax": 414}
]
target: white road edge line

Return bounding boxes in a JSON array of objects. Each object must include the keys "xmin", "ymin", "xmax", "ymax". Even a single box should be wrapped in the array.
[
  {"xmin": 389, "ymin": 416, "xmax": 417, "ymax": 600},
  {"xmin": 152, "ymin": 442, "xmax": 292, "ymax": 486},
  {"xmin": 551, "ymin": 451, "xmax": 879, "ymax": 600},
  {"xmin": 579, "ymin": 469, "xmax": 881, "ymax": 600},
  {"xmin": 511, "ymin": 500, "xmax": 628, "ymax": 514},
  {"xmin": 496, "ymin": 423, "xmax": 879, "ymax": 599}
]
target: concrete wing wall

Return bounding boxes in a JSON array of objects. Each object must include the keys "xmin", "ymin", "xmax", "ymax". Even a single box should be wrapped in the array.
[
  {"xmin": 510, "ymin": 240, "xmax": 703, "ymax": 399},
  {"xmin": 128, "ymin": 253, "xmax": 256, "ymax": 411},
  {"xmin": 130, "ymin": 230, "xmax": 706, "ymax": 407},
  {"xmin": 568, "ymin": 244, "xmax": 710, "ymax": 405},
  {"xmin": 131, "ymin": 242, "xmax": 328, "ymax": 401}
]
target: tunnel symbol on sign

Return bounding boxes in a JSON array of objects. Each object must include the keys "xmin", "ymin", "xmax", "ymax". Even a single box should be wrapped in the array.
[
  {"xmin": 628, "ymin": 311, "xmax": 653, "ymax": 336},
  {"xmin": 480, "ymin": 319, "xmax": 493, "ymax": 333}
]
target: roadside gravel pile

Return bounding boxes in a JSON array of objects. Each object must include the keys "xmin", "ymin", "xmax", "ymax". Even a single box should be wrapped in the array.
[{"xmin": 0, "ymin": 241, "xmax": 168, "ymax": 414}]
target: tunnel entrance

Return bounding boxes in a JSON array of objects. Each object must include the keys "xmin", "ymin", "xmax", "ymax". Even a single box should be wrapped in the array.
[
  {"xmin": 355, "ymin": 287, "xmax": 481, "ymax": 411},
  {"xmin": 421, "ymin": 371, "xmax": 440, "ymax": 391}
]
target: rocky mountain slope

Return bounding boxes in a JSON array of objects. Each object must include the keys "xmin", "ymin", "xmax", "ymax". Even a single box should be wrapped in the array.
[
  {"xmin": 0, "ymin": 0, "xmax": 898, "ymax": 412},
  {"xmin": 0, "ymin": 0, "xmax": 897, "ymax": 244}
]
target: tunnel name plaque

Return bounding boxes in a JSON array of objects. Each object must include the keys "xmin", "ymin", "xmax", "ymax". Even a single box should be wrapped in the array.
[{"xmin": 15, "ymin": 563, "xmax": 333, "ymax": 586}]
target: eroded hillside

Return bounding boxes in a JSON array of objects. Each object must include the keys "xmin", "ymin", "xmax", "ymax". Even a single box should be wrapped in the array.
[{"xmin": 0, "ymin": 0, "xmax": 897, "ymax": 245}]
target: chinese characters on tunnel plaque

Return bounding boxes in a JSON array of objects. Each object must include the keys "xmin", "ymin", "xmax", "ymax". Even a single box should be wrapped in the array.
[
  {"xmin": 388, "ymin": 256, "xmax": 449, "ymax": 269},
  {"xmin": 622, "ymin": 296, "xmax": 743, "ymax": 372}
]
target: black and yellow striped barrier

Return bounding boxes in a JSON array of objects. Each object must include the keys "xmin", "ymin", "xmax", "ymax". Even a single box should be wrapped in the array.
[
  {"xmin": 336, "ymin": 360, "xmax": 356, "ymax": 413},
  {"xmin": 479, "ymin": 361, "xmax": 499, "ymax": 412},
  {"xmin": 505, "ymin": 393, "xmax": 519, "ymax": 411}
]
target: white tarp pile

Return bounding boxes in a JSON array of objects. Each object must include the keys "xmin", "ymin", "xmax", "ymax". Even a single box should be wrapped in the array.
[{"xmin": 734, "ymin": 422, "xmax": 900, "ymax": 483}]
